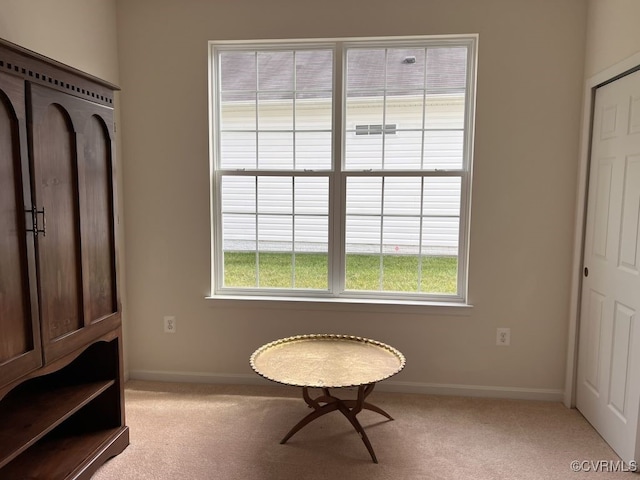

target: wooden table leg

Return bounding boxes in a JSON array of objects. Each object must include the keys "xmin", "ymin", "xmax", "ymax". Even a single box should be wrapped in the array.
[
  {"xmin": 340, "ymin": 383, "xmax": 393, "ymax": 420},
  {"xmin": 337, "ymin": 399, "xmax": 378, "ymax": 463},
  {"xmin": 280, "ymin": 383, "xmax": 390, "ymax": 463},
  {"xmin": 280, "ymin": 388, "xmax": 340, "ymax": 444}
]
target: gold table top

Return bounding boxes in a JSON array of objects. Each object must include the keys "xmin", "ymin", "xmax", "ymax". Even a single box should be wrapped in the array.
[{"xmin": 250, "ymin": 334, "xmax": 406, "ymax": 388}]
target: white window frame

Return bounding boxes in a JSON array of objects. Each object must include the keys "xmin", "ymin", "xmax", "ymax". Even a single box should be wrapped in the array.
[{"xmin": 208, "ymin": 35, "xmax": 477, "ymax": 305}]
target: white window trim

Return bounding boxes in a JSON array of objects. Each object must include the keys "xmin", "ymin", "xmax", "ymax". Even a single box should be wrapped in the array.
[{"xmin": 208, "ymin": 34, "xmax": 478, "ymax": 306}]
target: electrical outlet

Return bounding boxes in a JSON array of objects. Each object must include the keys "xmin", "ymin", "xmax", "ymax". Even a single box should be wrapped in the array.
[
  {"xmin": 164, "ymin": 316, "xmax": 176, "ymax": 333},
  {"xmin": 496, "ymin": 327, "xmax": 510, "ymax": 346}
]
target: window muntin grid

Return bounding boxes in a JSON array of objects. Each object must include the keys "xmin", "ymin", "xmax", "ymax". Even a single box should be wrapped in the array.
[
  {"xmin": 218, "ymin": 49, "xmax": 333, "ymax": 171},
  {"xmin": 344, "ymin": 46, "xmax": 467, "ymax": 171},
  {"xmin": 211, "ymin": 36, "xmax": 475, "ymax": 302}
]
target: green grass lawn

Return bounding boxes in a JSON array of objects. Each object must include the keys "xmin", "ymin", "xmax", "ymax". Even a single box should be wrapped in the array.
[{"xmin": 223, "ymin": 252, "xmax": 457, "ymax": 294}]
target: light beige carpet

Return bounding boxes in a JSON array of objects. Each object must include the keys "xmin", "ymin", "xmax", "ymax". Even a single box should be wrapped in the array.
[{"xmin": 93, "ymin": 380, "xmax": 635, "ymax": 479}]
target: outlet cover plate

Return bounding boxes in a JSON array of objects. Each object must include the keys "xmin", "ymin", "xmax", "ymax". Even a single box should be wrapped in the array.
[
  {"xmin": 496, "ymin": 327, "xmax": 510, "ymax": 346},
  {"xmin": 164, "ymin": 316, "xmax": 176, "ymax": 333}
]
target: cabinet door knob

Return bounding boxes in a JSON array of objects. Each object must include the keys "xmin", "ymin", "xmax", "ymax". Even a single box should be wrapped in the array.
[{"xmin": 584, "ymin": 267, "xmax": 589, "ymax": 277}]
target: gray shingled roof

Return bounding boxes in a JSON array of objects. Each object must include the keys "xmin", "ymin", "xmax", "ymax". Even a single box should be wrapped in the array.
[{"xmin": 219, "ymin": 47, "xmax": 467, "ymax": 100}]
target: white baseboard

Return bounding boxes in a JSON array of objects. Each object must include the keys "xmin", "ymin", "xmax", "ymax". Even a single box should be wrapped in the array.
[
  {"xmin": 380, "ymin": 380, "xmax": 563, "ymax": 402},
  {"xmin": 128, "ymin": 370, "xmax": 564, "ymax": 402}
]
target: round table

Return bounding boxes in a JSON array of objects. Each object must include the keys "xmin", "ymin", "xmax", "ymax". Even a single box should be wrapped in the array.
[{"xmin": 250, "ymin": 334, "xmax": 406, "ymax": 463}]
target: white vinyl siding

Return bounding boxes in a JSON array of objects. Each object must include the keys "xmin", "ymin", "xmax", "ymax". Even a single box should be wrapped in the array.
[
  {"xmin": 221, "ymin": 97, "xmax": 464, "ymax": 252},
  {"xmin": 221, "ymin": 176, "xmax": 460, "ymax": 254}
]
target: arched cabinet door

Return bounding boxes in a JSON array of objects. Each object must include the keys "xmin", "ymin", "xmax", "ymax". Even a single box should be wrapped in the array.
[
  {"xmin": 0, "ymin": 72, "xmax": 42, "ymax": 388},
  {"xmin": 28, "ymin": 83, "xmax": 120, "ymax": 363}
]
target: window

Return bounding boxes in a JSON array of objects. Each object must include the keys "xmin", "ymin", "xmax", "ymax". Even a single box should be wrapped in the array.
[{"xmin": 209, "ymin": 35, "xmax": 476, "ymax": 303}]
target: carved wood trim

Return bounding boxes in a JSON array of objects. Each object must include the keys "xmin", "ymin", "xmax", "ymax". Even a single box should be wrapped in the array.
[{"xmin": 0, "ymin": 38, "xmax": 119, "ymax": 107}]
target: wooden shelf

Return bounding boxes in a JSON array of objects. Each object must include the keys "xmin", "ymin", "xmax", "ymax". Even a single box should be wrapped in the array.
[
  {"xmin": 0, "ymin": 379, "xmax": 115, "ymax": 468},
  {"xmin": 0, "ymin": 426, "xmax": 127, "ymax": 480}
]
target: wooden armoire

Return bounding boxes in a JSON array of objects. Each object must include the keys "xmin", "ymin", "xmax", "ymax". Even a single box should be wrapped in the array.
[{"xmin": 0, "ymin": 39, "xmax": 128, "ymax": 478}]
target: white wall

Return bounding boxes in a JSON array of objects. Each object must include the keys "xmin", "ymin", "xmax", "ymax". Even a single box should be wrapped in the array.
[
  {"xmin": 0, "ymin": 0, "xmax": 128, "ymax": 369},
  {"xmin": 0, "ymin": 0, "xmax": 119, "ymax": 85},
  {"xmin": 585, "ymin": 0, "xmax": 640, "ymax": 78},
  {"xmin": 115, "ymin": 0, "xmax": 587, "ymax": 399}
]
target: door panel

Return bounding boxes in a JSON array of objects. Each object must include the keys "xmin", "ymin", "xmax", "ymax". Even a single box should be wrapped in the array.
[
  {"xmin": 0, "ymin": 87, "xmax": 30, "ymax": 356},
  {"xmin": 619, "ymin": 155, "xmax": 640, "ymax": 273},
  {"xmin": 609, "ymin": 302, "xmax": 633, "ymax": 418},
  {"xmin": 82, "ymin": 115, "xmax": 117, "ymax": 322},
  {"xmin": 32, "ymin": 102, "xmax": 83, "ymax": 340},
  {"xmin": 0, "ymin": 72, "xmax": 41, "ymax": 388},
  {"xmin": 592, "ymin": 159, "xmax": 613, "ymax": 259},
  {"xmin": 631, "ymin": 96, "xmax": 640, "ymax": 134},
  {"xmin": 577, "ymin": 69, "xmax": 640, "ymax": 466},
  {"xmin": 29, "ymin": 83, "xmax": 120, "ymax": 363},
  {"xmin": 583, "ymin": 290, "xmax": 605, "ymax": 395}
]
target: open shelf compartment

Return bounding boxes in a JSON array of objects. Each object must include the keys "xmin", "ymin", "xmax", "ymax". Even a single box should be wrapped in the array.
[{"xmin": 0, "ymin": 338, "xmax": 127, "ymax": 480}]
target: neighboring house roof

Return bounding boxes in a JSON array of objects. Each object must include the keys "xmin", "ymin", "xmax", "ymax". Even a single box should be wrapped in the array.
[{"xmin": 219, "ymin": 47, "xmax": 467, "ymax": 100}]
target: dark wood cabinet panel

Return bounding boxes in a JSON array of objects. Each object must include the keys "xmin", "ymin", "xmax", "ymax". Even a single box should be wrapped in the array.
[
  {"xmin": 0, "ymin": 81, "xmax": 31, "ymax": 357},
  {"xmin": 0, "ymin": 71, "xmax": 41, "ymax": 388},
  {"xmin": 81, "ymin": 115, "xmax": 117, "ymax": 322},
  {"xmin": 28, "ymin": 84, "xmax": 121, "ymax": 364},
  {"xmin": 30, "ymin": 94, "xmax": 84, "ymax": 342},
  {"xmin": 0, "ymin": 38, "xmax": 127, "ymax": 479}
]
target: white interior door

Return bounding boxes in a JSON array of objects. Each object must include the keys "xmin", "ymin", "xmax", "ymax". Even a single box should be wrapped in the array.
[{"xmin": 576, "ymin": 69, "xmax": 640, "ymax": 466}]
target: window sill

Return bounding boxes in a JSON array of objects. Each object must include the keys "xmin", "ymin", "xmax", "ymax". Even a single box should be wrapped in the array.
[{"xmin": 205, "ymin": 294, "xmax": 473, "ymax": 316}]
